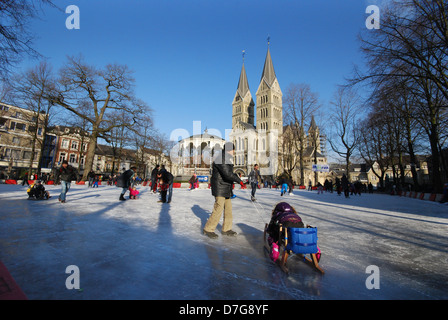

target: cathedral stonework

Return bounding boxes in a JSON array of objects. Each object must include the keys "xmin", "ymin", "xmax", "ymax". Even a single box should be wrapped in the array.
[{"xmin": 230, "ymin": 45, "xmax": 328, "ymax": 185}]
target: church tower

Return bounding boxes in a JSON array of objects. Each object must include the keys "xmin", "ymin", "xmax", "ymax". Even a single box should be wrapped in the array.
[
  {"xmin": 255, "ymin": 44, "xmax": 282, "ymax": 134},
  {"xmin": 232, "ymin": 60, "xmax": 255, "ymax": 130},
  {"xmin": 307, "ymin": 115, "xmax": 321, "ymax": 152}
]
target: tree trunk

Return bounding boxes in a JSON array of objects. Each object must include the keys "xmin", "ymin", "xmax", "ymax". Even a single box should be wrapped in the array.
[{"xmin": 82, "ymin": 131, "xmax": 98, "ymax": 181}]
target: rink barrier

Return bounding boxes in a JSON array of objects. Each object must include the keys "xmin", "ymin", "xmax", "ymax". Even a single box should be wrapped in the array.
[{"xmin": 398, "ymin": 190, "xmax": 444, "ymax": 202}]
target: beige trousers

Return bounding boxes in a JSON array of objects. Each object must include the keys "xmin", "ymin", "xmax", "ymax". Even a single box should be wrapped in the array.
[{"xmin": 204, "ymin": 197, "xmax": 233, "ymax": 233}]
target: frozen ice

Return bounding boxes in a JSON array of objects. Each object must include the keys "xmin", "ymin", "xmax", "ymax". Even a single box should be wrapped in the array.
[{"xmin": 0, "ymin": 183, "xmax": 447, "ymax": 300}]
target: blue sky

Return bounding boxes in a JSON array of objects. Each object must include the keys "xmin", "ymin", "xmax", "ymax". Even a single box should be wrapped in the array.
[{"xmin": 20, "ymin": 0, "xmax": 378, "ymax": 141}]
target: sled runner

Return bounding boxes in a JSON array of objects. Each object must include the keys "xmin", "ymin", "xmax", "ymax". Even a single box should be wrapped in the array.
[{"xmin": 264, "ymin": 223, "xmax": 324, "ymax": 274}]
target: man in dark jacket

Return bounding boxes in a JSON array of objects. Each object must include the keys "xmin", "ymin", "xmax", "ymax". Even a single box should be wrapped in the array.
[
  {"xmin": 203, "ymin": 142, "xmax": 244, "ymax": 239},
  {"xmin": 118, "ymin": 166, "xmax": 137, "ymax": 201},
  {"xmin": 157, "ymin": 168, "xmax": 174, "ymax": 203},
  {"xmin": 55, "ymin": 160, "xmax": 78, "ymax": 203},
  {"xmin": 150, "ymin": 165, "xmax": 160, "ymax": 193}
]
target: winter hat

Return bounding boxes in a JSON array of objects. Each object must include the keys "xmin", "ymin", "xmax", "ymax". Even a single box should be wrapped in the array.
[
  {"xmin": 274, "ymin": 202, "xmax": 293, "ymax": 213},
  {"xmin": 62, "ymin": 160, "xmax": 68, "ymax": 165}
]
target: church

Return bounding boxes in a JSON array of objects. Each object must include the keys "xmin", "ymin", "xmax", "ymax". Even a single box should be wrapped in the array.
[{"xmin": 230, "ymin": 44, "xmax": 328, "ymax": 185}]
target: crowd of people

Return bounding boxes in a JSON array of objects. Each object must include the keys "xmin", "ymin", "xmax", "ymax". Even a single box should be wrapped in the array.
[
  {"xmin": 116, "ymin": 164, "xmax": 174, "ymax": 204},
  {"xmin": 16, "ymin": 141, "xmax": 446, "ymax": 245}
]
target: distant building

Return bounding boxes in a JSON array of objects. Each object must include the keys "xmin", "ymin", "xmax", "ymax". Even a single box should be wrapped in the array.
[
  {"xmin": 171, "ymin": 129, "xmax": 226, "ymax": 177},
  {"xmin": 0, "ymin": 102, "xmax": 46, "ymax": 177},
  {"xmin": 52, "ymin": 125, "xmax": 90, "ymax": 172}
]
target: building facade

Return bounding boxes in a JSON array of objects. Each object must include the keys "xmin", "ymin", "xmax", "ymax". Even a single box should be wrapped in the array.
[
  {"xmin": 171, "ymin": 129, "xmax": 226, "ymax": 177},
  {"xmin": 230, "ymin": 45, "xmax": 327, "ymax": 184},
  {"xmin": 52, "ymin": 125, "xmax": 90, "ymax": 172},
  {"xmin": 0, "ymin": 102, "xmax": 46, "ymax": 177}
]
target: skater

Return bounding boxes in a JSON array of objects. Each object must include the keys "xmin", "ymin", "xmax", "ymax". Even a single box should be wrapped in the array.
[
  {"xmin": 88, "ymin": 170, "xmax": 95, "ymax": 187},
  {"xmin": 308, "ymin": 180, "xmax": 312, "ymax": 191},
  {"xmin": 203, "ymin": 142, "xmax": 244, "ymax": 239},
  {"xmin": 317, "ymin": 182, "xmax": 323, "ymax": 194},
  {"xmin": 157, "ymin": 168, "xmax": 174, "ymax": 203},
  {"xmin": 189, "ymin": 174, "xmax": 198, "ymax": 191},
  {"xmin": 157, "ymin": 178, "xmax": 169, "ymax": 203},
  {"xmin": 336, "ymin": 177, "xmax": 341, "ymax": 195},
  {"xmin": 287, "ymin": 178, "xmax": 294, "ymax": 195},
  {"xmin": 117, "ymin": 166, "xmax": 137, "ymax": 201},
  {"xmin": 129, "ymin": 186, "xmax": 139, "ymax": 199},
  {"xmin": 248, "ymin": 164, "xmax": 261, "ymax": 201},
  {"xmin": 279, "ymin": 176, "xmax": 288, "ymax": 196},
  {"xmin": 92, "ymin": 175, "xmax": 99, "ymax": 188},
  {"xmin": 55, "ymin": 160, "xmax": 78, "ymax": 203},
  {"xmin": 21, "ymin": 172, "xmax": 29, "ymax": 186},
  {"xmin": 150, "ymin": 165, "xmax": 160, "ymax": 193},
  {"xmin": 341, "ymin": 174, "xmax": 349, "ymax": 198}
]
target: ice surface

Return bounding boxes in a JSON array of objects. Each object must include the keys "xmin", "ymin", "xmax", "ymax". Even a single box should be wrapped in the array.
[{"xmin": 0, "ymin": 184, "xmax": 447, "ymax": 300}]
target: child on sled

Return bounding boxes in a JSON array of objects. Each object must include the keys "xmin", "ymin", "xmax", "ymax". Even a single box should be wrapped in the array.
[
  {"xmin": 266, "ymin": 202, "xmax": 304, "ymax": 262},
  {"xmin": 265, "ymin": 201, "xmax": 323, "ymax": 272},
  {"xmin": 27, "ymin": 180, "xmax": 51, "ymax": 200},
  {"xmin": 266, "ymin": 202, "xmax": 304, "ymax": 245}
]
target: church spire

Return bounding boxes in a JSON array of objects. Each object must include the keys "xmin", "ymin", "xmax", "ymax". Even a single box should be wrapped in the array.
[
  {"xmin": 260, "ymin": 45, "xmax": 277, "ymax": 88},
  {"xmin": 237, "ymin": 61, "xmax": 250, "ymax": 99}
]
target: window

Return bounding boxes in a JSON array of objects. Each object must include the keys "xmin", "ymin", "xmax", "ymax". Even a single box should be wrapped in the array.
[
  {"xmin": 11, "ymin": 149, "xmax": 21, "ymax": 159},
  {"xmin": 71, "ymin": 141, "xmax": 79, "ymax": 150},
  {"xmin": 61, "ymin": 139, "xmax": 69, "ymax": 149},
  {"xmin": 15, "ymin": 123, "xmax": 26, "ymax": 131},
  {"xmin": 12, "ymin": 137, "xmax": 20, "ymax": 144},
  {"xmin": 23, "ymin": 151, "xmax": 32, "ymax": 160},
  {"xmin": 69, "ymin": 154, "xmax": 76, "ymax": 163},
  {"xmin": 37, "ymin": 127, "xmax": 43, "ymax": 136},
  {"xmin": 59, "ymin": 153, "xmax": 66, "ymax": 163}
]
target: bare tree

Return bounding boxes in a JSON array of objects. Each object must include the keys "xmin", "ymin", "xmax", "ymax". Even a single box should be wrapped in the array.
[
  {"xmin": 328, "ymin": 87, "xmax": 362, "ymax": 175},
  {"xmin": 11, "ymin": 60, "xmax": 57, "ymax": 175},
  {"xmin": 283, "ymin": 83, "xmax": 320, "ymax": 185},
  {"xmin": 0, "ymin": 0, "xmax": 57, "ymax": 81},
  {"xmin": 352, "ymin": 0, "xmax": 448, "ymax": 191},
  {"xmin": 51, "ymin": 55, "xmax": 151, "ymax": 180}
]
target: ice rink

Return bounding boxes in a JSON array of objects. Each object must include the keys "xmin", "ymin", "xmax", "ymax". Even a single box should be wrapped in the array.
[{"xmin": 0, "ymin": 183, "xmax": 447, "ymax": 300}]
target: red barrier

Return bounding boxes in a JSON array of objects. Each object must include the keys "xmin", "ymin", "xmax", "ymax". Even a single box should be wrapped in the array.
[
  {"xmin": 47, "ymin": 180, "xmax": 54, "ymax": 185},
  {"xmin": 173, "ymin": 183, "xmax": 181, "ymax": 188},
  {"xmin": 5, "ymin": 180, "xmax": 17, "ymax": 184}
]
